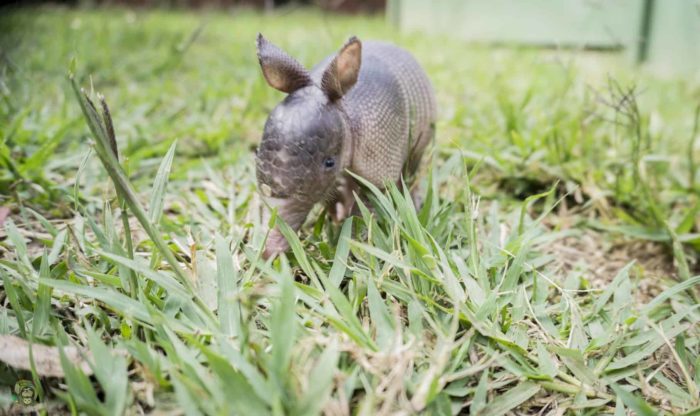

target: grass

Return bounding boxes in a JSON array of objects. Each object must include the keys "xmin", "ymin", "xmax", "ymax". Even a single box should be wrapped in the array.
[{"xmin": 1, "ymin": 5, "xmax": 699, "ymax": 415}]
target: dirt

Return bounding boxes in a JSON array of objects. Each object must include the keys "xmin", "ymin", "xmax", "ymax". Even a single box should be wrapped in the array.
[{"xmin": 547, "ymin": 228, "xmax": 677, "ymax": 305}]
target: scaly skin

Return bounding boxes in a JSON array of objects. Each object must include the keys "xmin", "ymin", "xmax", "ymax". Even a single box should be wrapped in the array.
[{"xmin": 255, "ymin": 34, "xmax": 436, "ymax": 259}]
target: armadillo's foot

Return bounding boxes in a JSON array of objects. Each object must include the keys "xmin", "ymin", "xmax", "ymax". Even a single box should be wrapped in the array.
[
  {"xmin": 327, "ymin": 177, "xmax": 358, "ymax": 224},
  {"xmin": 262, "ymin": 244, "xmax": 285, "ymax": 260},
  {"xmin": 326, "ymin": 200, "xmax": 343, "ymax": 224},
  {"xmin": 262, "ymin": 230, "xmax": 290, "ymax": 260},
  {"xmin": 328, "ymin": 200, "xmax": 355, "ymax": 224},
  {"xmin": 334, "ymin": 202, "xmax": 347, "ymax": 223}
]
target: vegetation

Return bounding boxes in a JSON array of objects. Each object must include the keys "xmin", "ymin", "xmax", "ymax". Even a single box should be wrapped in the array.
[{"xmin": 1, "ymin": 6, "xmax": 699, "ymax": 414}]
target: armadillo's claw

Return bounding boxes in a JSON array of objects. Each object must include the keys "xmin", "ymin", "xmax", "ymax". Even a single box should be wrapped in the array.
[
  {"xmin": 330, "ymin": 201, "xmax": 348, "ymax": 224},
  {"xmin": 327, "ymin": 200, "xmax": 353, "ymax": 224},
  {"xmin": 334, "ymin": 202, "xmax": 346, "ymax": 223}
]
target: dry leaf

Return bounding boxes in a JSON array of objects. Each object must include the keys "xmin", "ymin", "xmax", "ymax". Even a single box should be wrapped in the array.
[{"xmin": 0, "ymin": 334, "xmax": 93, "ymax": 377}]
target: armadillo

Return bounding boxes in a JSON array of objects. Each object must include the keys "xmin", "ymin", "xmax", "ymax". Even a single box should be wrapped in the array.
[{"xmin": 255, "ymin": 34, "xmax": 436, "ymax": 259}]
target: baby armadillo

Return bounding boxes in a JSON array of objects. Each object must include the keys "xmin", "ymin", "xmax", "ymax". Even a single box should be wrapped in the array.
[{"xmin": 255, "ymin": 34, "xmax": 436, "ymax": 259}]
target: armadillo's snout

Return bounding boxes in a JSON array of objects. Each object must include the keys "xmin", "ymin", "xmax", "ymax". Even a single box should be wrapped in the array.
[
  {"xmin": 255, "ymin": 139, "xmax": 336, "ymax": 258},
  {"xmin": 260, "ymin": 196, "xmax": 291, "ymax": 260},
  {"xmin": 258, "ymin": 195, "xmax": 314, "ymax": 259}
]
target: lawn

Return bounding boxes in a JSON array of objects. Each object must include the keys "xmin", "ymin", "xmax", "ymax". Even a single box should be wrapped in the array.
[{"xmin": 1, "ymin": 5, "xmax": 699, "ymax": 415}]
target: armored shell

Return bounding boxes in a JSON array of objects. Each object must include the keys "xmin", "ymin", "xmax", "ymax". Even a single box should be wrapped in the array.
[{"xmin": 255, "ymin": 35, "xmax": 436, "ymax": 258}]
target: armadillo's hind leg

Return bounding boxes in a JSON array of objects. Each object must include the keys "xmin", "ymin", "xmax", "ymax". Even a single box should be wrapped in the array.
[
  {"xmin": 411, "ymin": 185, "xmax": 425, "ymax": 211},
  {"xmin": 404, "ymin": 121, "xmax": 436, "ymax": 179},
  {"xmin": 404, "ymin": 122, "xmax": 436, "ymax": 211}
]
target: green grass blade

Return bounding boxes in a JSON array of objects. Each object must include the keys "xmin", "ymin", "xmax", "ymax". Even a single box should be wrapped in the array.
[
  {"xmin": 269, "ymin": 270, "xmax": 296, "ymax": 391},
  {"xmin": 482, "ymin": 382, "xmax": 541, "ymax": 416},
  {"xmin": 215, "ymin": 234, "xmax": 240, "ymax": 337},
  {"xmin": 40, "ymin": 278, "xmax": 152, "ymax": 324},
  {"xmin": 86, "ymin": 327, "xmax": 129, "ymax": 416},
  {"xmin": 329, "ymin": 218, "xmax": 352, "ymax": 287},
  {"xmin": 149, "ymin": 140, "xmax": 177, "ymax": 225},
  {"xmin": 295, "ymin": 342, "xmax": 339, "ymax": 415},
  {"xmin": 198, "ymin": 343, "xmax": 269, "ymax": 415},
  {"xmin": 610, "ymin": 384, "xmax": 658, "ymax": 416},
  {"xmin": 96, "ymin": 250, "xmax": 190, "ymax": 299},
  {"xmin": 1, "ymin": 269, "xmax": 28, "ymax": 338},
  {"xmin": 31, "ymin": 250, "xmax": 52, "ymax": 339},
  {"xmin": 69, "ymin": 78, "xmax": 216, "ymax": 326},
  {"xmin": 367, "ymin": 278, "xmax": 395, "ymax": 349}
]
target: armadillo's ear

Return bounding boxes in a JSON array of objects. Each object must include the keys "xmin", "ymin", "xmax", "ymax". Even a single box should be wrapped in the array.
[
  {"xmin": 256, "ymin": 33, "xmax": 312, "ymax": 94},
  {"xmin": 321, "ymin": 36, "xmax": 362, "ymax": 101}
]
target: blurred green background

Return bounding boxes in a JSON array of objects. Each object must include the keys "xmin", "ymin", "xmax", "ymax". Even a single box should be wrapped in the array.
[{"xmin": 1, "ymin": 1, "xmax": 699, "ymax": 414}]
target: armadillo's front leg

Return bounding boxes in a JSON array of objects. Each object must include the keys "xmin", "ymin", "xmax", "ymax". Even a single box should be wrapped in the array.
[
  {"xmin": 261, "ymin": 197, "xmax": 314, "ymax": 259},
  {"xmin": 326, "ymin": 175, "xmax": 359, "ymax": 223}
]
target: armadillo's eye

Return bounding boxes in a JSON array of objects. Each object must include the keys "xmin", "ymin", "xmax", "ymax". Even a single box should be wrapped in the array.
[{"xmin": 323, "ymin": 157, "xmax": 336, "ymax": 169}]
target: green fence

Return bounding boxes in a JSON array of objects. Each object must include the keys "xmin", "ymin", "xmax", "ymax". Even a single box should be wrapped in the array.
[{"xmin": 387, "ymin": 0, "xmax": 700, "ymax": 74}]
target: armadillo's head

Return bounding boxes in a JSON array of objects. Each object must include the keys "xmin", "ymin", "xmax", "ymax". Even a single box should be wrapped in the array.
[
  {"xmin": 255, "ymin": 89, "xmax": 347, "ymax": 202},
  {"xmin": 255, "ymin": 34, "xmax": 361, "ymax": 259}
]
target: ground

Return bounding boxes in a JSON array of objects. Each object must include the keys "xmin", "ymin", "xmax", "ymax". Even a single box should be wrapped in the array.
[{"xmin": 0, "ymin": 5, "xmax": 699, "ymax": 415}]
